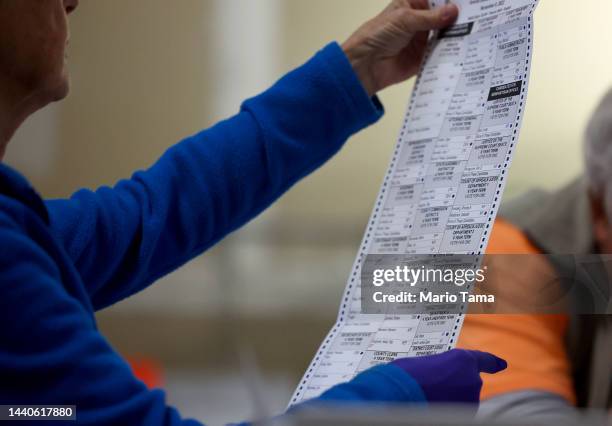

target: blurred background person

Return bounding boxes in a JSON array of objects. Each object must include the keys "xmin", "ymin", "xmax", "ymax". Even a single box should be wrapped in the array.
[{"xmin": 458, "ymin": 88, "xmax": 612, "ymax": 421}]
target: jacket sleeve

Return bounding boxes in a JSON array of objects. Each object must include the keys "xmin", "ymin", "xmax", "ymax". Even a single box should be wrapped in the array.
[
  {"xmin": 230, "ymin": 365, "xmax": 426, "ymax": 425},
  {"xmin": 44, "ymin": 42, "xmax": 383, "ymax": 310},
  {"xmin": 313, "ymin": 364, "xmax": 427, "ymax": 403}
]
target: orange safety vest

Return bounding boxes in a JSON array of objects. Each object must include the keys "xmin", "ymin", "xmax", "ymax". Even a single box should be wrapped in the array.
[{"xmin": 457, "ymin": 218, "xmax": 576, "ymax": 405}]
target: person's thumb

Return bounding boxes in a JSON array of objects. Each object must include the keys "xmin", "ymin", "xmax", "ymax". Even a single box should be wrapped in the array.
[
  {"xmin": 397, "ymin": 3, "xmax": 459, "ymax": 32},
  {"xmin": 468, "ymin": 350, "xmax": 508, "ymax": 374}
]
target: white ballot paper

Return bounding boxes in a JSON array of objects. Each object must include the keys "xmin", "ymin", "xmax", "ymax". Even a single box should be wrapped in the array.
[{"xmin": 290, "ymin": 0, "xmax": 539, "ymax": 404}]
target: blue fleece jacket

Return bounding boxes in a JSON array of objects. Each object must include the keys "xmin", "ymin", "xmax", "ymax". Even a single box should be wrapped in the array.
[{"xmin": 0, "ymin": 42, "xmax": 425, "ymax": 425}]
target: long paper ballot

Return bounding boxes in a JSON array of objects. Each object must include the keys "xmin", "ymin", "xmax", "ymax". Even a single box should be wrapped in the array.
[{"xmin": 291, "ymin": 0, "xmax": 540, "ymax": 404}]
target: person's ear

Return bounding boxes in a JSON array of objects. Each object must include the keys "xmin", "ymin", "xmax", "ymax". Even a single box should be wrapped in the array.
[{"xmin": 589, "ymin": 190, "xmax": 610, "ymax": 249}]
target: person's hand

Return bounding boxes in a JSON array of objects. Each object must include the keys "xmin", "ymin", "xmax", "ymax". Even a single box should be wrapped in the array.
[
  {"xmin": 342, "ymin": 0, "xmax": 459, "ymax": 96},
  {"xmin": 299, "ymin": 349, "xmax": 505, "ymax": 410},
  {"xmin": 393, "ymin": 349, "xmax": 507, "ymax": 404}
]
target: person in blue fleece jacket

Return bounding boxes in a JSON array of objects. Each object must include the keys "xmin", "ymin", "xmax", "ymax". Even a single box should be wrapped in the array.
[{"xmin": 0, "ymin": 0, "xmax": 507, "ymax": 424}]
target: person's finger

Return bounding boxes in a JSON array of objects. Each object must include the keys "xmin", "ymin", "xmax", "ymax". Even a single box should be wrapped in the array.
[
  {"xmin": 468, "ymin": 350, "xmax": 508, "ymax": 374},
  {"xmin": 407, "ymin": 0, "xmax": 430, "ymax": 11},
  {"xmin": 389, "ymin": 0, "xmax": 428, "ymax": 9},
  {"xmin": 397, "ymin": 3, "xmax": 458, "ymax": 32},
  {"xmin": 384, "ymin": 0, "xmax": 409, "ymax": 15}
]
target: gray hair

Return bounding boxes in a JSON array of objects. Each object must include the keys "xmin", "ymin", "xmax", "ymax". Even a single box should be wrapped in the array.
[{"xmin": 585, "ymin": 88, "xmax": 612, "ymax": 215}]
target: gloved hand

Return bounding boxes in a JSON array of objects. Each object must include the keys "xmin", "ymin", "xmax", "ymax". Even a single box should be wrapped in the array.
[
  {"xmin": 309, "ymin": 349, "xmax": 506, "ymax": 406},
  {"xmin": 270, "ymin": 349, "xmax": 507, "ymax": 426},
  {"xmin": 393, "ymin": 349, "xmax": 507, "ymax": 404}
]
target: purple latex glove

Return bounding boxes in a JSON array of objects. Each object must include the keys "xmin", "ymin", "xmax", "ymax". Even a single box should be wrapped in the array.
[{"xmin": 393, "ymin": 349, "xmax": 507, "ymax": 404}]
